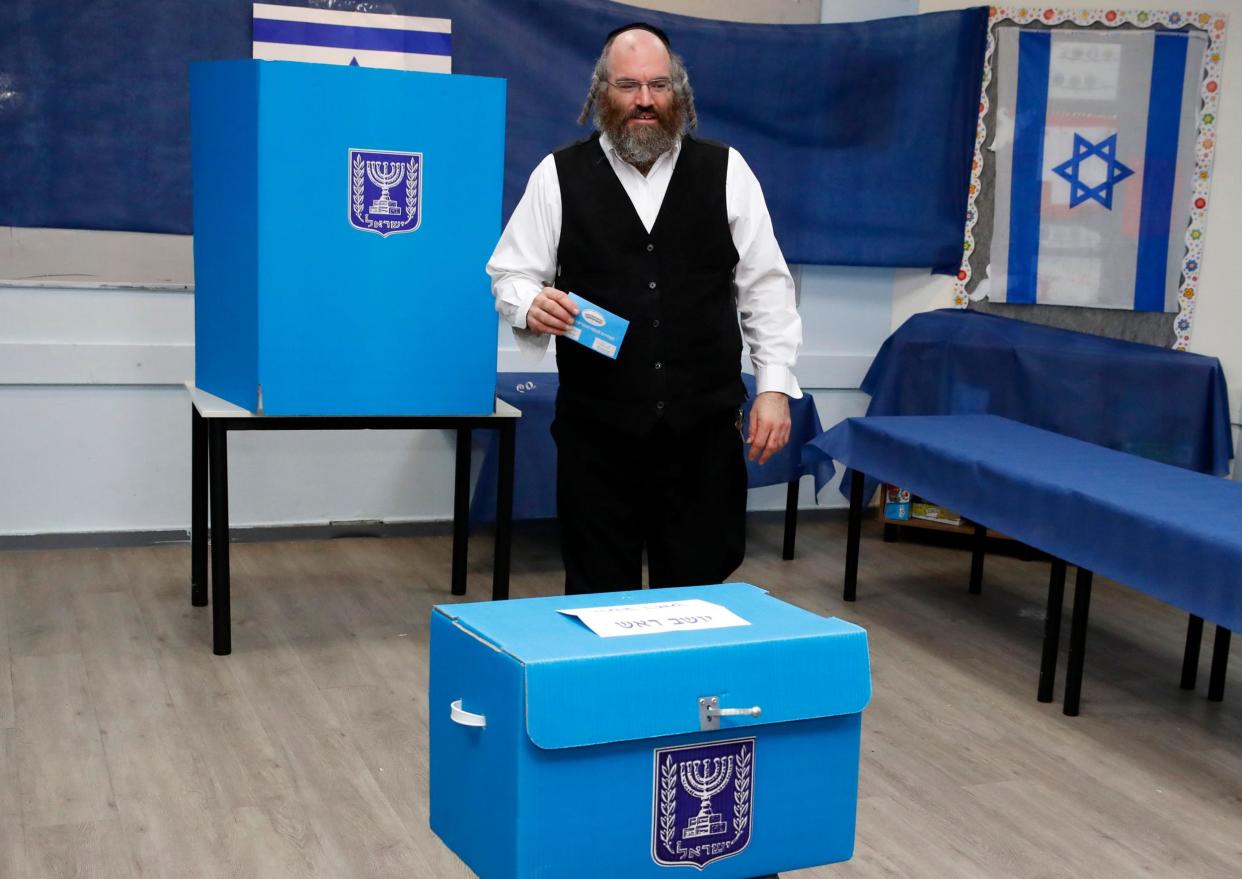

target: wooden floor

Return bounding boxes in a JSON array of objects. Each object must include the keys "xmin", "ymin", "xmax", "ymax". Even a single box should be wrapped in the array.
[{"xmin": 0, "ymin": 516, "xmax": 1238, "ymax": 878}]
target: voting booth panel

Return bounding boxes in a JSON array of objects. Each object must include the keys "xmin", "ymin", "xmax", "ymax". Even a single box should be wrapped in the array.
[
  {"xmin": 190, "ymin": 60, "xmax": 505, "ymax": 415},
  {"xmin": 429, "ymin": 584, "xmax": 871, "ymax": 879}
]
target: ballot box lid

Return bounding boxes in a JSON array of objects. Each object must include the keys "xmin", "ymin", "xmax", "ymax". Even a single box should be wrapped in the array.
[{"xmin": 434, "ymin": 583, "xmax": 871, "ymax": 750}]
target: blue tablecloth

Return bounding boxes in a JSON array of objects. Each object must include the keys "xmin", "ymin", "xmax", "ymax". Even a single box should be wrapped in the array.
[
  {"xmin": 475, "ymin": 374, "xmax": 560, "ymax": 522},
  {"xmin": 472, "ymin": 372, "xmax": 833, "ymax": 523},
  {"xmin": 805, "ymin": 415, "xmax": 1242, "ymax": 630},
  {"xmin": 861, "ymin": 309, "xmax": 1233, "ymax": 476}
]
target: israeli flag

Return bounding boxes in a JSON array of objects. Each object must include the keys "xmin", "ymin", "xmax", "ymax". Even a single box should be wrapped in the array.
[
  {"xmin": 989, "ymin": 27, "xmax": 1206, "ymax": 312},
  {"xmin": 252, "ymin": 2, "xmax": 451, "ymax": 73}
]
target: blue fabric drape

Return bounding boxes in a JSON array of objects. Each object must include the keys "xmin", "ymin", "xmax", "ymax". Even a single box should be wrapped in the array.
[
  {"xmin": 859, "ymin": 309, "xmax": 1233, "ymax": 477},
  {"xmin": 0, "ymin": 0, "xmax": 987, "ymax": 269}
]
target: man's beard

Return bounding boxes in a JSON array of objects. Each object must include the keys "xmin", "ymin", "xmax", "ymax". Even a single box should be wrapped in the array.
[{"xmin": 598, "ymin": 96, "xmax": 684, "ymax": 168}]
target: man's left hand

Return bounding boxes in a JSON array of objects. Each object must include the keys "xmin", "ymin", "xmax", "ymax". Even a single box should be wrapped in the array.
[{"xmin": 746, "ymin": 392, "xmax": 791, "ymax": 465}]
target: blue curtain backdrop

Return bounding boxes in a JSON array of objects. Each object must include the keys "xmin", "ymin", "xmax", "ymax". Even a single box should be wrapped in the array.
[{"xmin": 0, "ymin": 0, "xmax": 987, "ymax": 269}]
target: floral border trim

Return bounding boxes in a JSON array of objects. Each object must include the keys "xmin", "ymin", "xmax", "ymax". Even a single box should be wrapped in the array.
[{"xmin": 954, "ymin": 7, "xmax": 1229, "ymax": 351}]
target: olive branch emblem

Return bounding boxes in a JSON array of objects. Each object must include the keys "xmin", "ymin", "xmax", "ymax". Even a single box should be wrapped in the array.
[
  {"xmin": 405, "ymin": 156, "xmax": 420, "ymax": 220},
  {"xmin": 659, "ymin": 754, "xmax": 678, "ymax": 850},
  {"xmin": 351, "ymin": 154, "xmax": 366, "ymax": 219},
  {"xmin": 731, "ymin": 744, "xmax": 752, "ymax": 841}
]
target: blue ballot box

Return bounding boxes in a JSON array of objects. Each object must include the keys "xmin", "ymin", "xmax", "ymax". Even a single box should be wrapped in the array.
[
  {"xmin": 190, "ymin": 60, "xmax": 505, "ymax": 415},
  {"xmin": 430, "ymin": 583, "xmax": 871, "ymax": 879}
]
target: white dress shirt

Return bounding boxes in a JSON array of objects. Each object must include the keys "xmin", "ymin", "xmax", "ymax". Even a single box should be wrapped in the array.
[{"xmin": 487, "ymin": 132, "xmax": 802, "ymax": 398}]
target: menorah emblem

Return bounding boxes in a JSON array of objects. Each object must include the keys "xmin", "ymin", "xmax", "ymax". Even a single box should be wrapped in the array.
[
  {"xmin": 680, "ymin": 756, "xmax": 733, "ymax": 838},
  {"xmin": 366, "ymin": 160, "xmax": 406, "ymax": 216},
  {"xmin": 348, "ymin": 149, "xmax": 423, "ymax": 237},
  {"xmin": 652, "ymin": 737, "xmax": 754, "ymax": 869}
]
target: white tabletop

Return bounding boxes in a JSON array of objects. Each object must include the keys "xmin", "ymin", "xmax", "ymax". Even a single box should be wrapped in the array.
[{"xmin": 186, "ymin": 383, "xmax": 521, "ymax": 419}]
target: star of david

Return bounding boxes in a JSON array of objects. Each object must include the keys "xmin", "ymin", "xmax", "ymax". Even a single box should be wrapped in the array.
[{"xmin": 1052, "ymin": 132, "xmax": 1134, "ymax": 209}]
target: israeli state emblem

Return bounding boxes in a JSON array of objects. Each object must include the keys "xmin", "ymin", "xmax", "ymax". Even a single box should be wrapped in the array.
[
  {"xmin": 652, "ymin": 737, "xmax": 755, "ymax": 869},
  {"xmin": 348, "ymin": 148, "xmax": 422, "ymax": 237}
]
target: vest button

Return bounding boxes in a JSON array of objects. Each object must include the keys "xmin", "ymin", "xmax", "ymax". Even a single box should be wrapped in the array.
[
  {"xmin": 654, "ymin": 362, "xmax": 662, "ymax": 370},
  {"xmin": 656, "ymin": 401, "xmax": 665, "ymax": 410},
  {"xmin": 646, "ymin": 243, "xmax": 654, "ymax": 252},
  {"xmin": 648, "ymin": 281, "xmax": 657, "ymax": 289},
  {"xmin": 652, "ymin": 319, "xmax": 660, "ymax": 328}
]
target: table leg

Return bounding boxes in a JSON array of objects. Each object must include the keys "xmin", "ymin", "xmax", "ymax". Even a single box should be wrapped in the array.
[
  {"xmin": 451, "ymin": 427, "xmax": 471, "ymax": 597},
  {"xmin": 208, "ymin": 420, "xmax": 231, "ymax": 656},
  {"xmin": 882, "ymin": 523, "xmax": 899, "ymax": 543},
  {"xmin": 781, "ymin": 478, "xmax": 800, "ymax": 561},
  {"xmin": 492, "ymin": 420, "xmax": 515, "ymax": 602},
  {"xmin": 843, "ymin": 470, "xmax": 864, "ymax": 602},
  {"xmin": 1180, "ymin": 614, "xmax": 1204, "ymax": 691},
  {"xmin": 191, "ymin": 406, "xmax": 208, "ymax": 607},
  {"xmin": 1063, "ymin": 567, "xmax": 1094, "ymax": 716},
  {"xmin": 968, "ymin": 523, "xmax": 987, "ymax": 595},
  {"xmin": 1208, "ymin": 626, "xmax": 1231, "ymax": 703},
  {"xmin": 1037, "ymin": 559, "xmax": 1067, "ymax": 703}
]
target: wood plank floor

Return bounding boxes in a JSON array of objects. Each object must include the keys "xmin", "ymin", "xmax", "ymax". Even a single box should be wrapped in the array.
[{"xmin": 0, "ymin": 516, "xmax": 1238, "ymax": 878}]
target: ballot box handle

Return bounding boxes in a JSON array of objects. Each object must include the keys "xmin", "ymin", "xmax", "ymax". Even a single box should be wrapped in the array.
[
  {"xmin": 450, "ymin": 699, "xmax": 487, "ymax": 729},
  {"xmin": 699, "ymin": 696, "xmax": 762, "ymax": 731}
]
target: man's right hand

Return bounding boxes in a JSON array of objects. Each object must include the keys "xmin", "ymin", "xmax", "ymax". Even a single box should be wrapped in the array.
[{"xmin": 525, "ymin": 286, "xmax": 579, "ymax": 335}]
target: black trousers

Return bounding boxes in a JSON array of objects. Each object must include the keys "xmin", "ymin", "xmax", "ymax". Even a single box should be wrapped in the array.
[{"xmin": 553, "ymin": 407, "xmax": 747, "ymax": 595}]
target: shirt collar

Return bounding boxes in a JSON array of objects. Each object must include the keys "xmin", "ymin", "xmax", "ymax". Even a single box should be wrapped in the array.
[{"xmin": 598, "ymin": 131, "xmax": 682, "ymax": 173}]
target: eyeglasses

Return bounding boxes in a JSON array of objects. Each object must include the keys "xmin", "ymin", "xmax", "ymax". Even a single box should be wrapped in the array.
[{"xmin": 605, "ymin": 78, "xmax": 673, "ymax": 95}]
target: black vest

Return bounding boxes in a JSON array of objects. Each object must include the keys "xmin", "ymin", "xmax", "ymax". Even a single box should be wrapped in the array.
[{"xmin": 553, "ymin": 133, "xmax": 744, "ymax": 435}]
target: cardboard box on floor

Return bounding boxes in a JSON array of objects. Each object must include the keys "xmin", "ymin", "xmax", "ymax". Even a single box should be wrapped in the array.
[{"xmin": 429, "ymin": 583, "xmax": 871, "ymax": 879}]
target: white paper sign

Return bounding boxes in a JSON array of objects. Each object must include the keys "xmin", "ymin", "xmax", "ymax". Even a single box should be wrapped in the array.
[{"xmin": 559, "ymin": 599, "xmax": 750, "ymax": 638}]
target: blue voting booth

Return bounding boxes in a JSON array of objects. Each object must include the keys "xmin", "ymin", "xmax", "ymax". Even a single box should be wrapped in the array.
[
  {"xmin": 190, "ymin": 61, "xmax": 505, "ymax": 415},
  {"xmin": 430, "ymin": 583, "xmax": 871, "ymax": 878}
]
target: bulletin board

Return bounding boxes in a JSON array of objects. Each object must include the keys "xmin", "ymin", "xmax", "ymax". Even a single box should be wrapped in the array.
[{"xmin": 954, "ymin": 7, "xmax": 1228, "ymax": 349}]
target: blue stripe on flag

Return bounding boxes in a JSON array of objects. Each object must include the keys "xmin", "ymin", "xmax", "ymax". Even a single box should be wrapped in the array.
[
  {"xmin": 253, "ymin": 18, "xmax": 452, "ymax": 56},
  {"xmin": 1007, "ymin": 31, "xmax": 1051, "ymax": 305},
  {"xmin": 1133, "ymin": 33, "xmax": 1188, "ymax": 312}
]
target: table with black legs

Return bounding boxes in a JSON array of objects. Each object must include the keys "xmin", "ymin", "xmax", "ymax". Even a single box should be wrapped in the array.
[
  {"xmin": 811, "ymin": 415, "xmax": 1236, "ymax": 717},
  {"xmin": 187, "ymin": 384, "xmax": 520, "ymax": 655}
]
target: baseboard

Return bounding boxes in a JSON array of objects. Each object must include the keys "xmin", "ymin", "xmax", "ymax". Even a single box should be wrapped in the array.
[
  {"xmin": 0, "ymin": 508, "xmax": 854, "ymax": 552},
  {"xmin": 0, "ymin": 519, "xmax": 455, "ymax": 551}
]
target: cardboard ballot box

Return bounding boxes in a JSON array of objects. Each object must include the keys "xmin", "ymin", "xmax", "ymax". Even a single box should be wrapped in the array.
[
  {"xmin": 430, "ymin": 583, "xmax": 871, "ymax": 879},
  {"xmin": 190, "ymin": 60, "xmax": 505, "ymax": 415}
]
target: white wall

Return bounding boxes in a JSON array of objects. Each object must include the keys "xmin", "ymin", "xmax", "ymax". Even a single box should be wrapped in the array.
[
  {"xmin": 0, "ymin": 285, "xmax": 468, "ymax": 536},
  {"xmin": 0, "ymin": 386, "xmax": 469, "ymax": 535},
  {"xmin": 1181, "ymin": 1, "xmax": 1242, "ymax": 451},
  {"xmin": 914, "ymin": 0, "xmax": 1242, "ymax": 456}
]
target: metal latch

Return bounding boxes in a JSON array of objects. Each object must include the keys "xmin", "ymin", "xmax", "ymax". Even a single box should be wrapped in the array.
[{"xmin": 698, "ymin": 696, "xmax": 762, "ymax": 731}]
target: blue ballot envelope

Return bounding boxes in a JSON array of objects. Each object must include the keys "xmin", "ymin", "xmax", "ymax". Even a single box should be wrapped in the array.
[
  {"xmin": 191, "ymin": 60, "xmax": 505, "ymax": 415},
  {"xmin": 430, "ymin": 583, "xmax": 871, "ymax": 879},
  {"xmin": 563, "ymin": 292, "xmax": 629, "ymax": 359}
]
